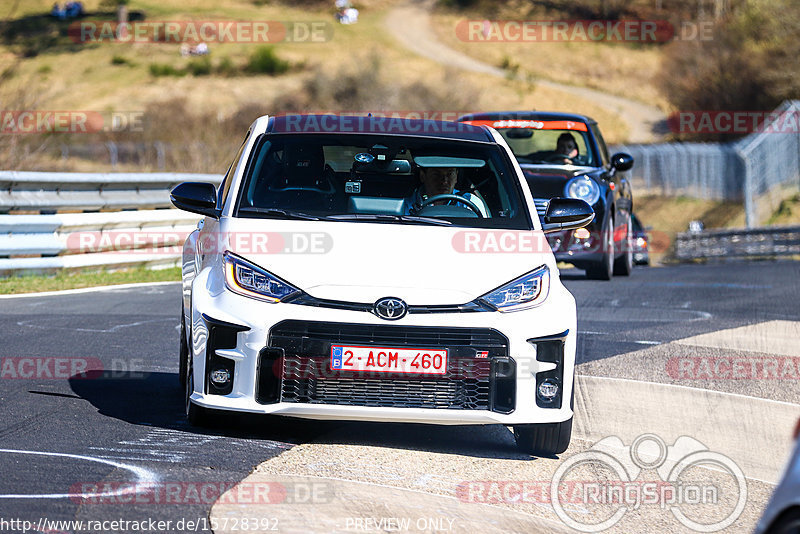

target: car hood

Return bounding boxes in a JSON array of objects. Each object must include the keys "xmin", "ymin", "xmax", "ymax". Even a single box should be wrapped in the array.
[
  {"xmin": 520, "ymin": 165, "xmax": 593, "ymax": 198},
  {"xmin": 219, "ymin": 218, "xmax": 554, "ymax": 305}
]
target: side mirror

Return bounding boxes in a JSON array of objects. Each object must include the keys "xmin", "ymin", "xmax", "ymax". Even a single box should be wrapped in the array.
[
  {"xmin": 541, "ymin": 198, "xmax": 594, "ymax": 233},
  {"xmin": 610, "ymin": 152, "xmax": 634, "ymax": 172},
  {"xmin": 170, "ymin": 182, "xmax": 219, "ymax": 218}
]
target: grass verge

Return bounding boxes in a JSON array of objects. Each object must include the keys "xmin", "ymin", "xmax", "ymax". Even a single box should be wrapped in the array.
[{"xmin": 0, "ymin": 266, "xmax": 181, "ymax": 295}]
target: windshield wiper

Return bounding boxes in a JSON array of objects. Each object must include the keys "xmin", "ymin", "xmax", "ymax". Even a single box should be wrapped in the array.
[
  {"xmin": 399, "ymin": 215, "xmax": 453, "ymax": 226},
  {"xmin": 325, "ymin": 214, "xmax": 453, "ymax": 226},
  {"xmin": 238, "ymin": 207, "xmax": 320, "ymax": 220}
]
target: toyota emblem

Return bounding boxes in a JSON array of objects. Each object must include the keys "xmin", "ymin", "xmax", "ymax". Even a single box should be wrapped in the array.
[{"xmin": 373, "ymin": 297, "xmax": 408, "ymax": 320}]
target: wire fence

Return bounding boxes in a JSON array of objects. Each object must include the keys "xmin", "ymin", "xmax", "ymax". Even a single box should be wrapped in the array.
[
  {"xmin": 612, "ymin": 100, "xmax": 800, "ymax": 226},
  {"xmin": 610, "ymin": 142, "xmax": 745, "ymax": 199}
]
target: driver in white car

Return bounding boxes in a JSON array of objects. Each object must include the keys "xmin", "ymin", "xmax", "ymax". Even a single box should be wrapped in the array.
[{"xmin": 404, "ymin": 166, "xmax": 489, "ymax": 217}]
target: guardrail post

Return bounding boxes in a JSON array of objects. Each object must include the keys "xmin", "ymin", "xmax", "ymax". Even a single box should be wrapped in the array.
[
  {"xmin": 742, "ymin": 151, "xmax": 755, "ymax": 228},
  {"xmin": 105, "ymin": 141, "xmax": 119, "ymax": 169},
  {"xmin": 154, "ymin": 141, "xmax": 165, "ymax": 170}
]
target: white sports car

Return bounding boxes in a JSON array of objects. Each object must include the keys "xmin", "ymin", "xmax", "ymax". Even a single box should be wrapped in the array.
[{"xmin": 171, "ymin": 114, "xmax": 593, "ymax": 456}]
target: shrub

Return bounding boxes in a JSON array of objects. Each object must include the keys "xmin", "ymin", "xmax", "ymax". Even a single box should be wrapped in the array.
[
  {"xmin": 186, "ymin": 56, "xmax": 212, "ymax": 76},
  {"xmin": 658, "ymin": 0, "xmax": 800, "ymax": 140},
  {"xmin": 215, "ymin": 56, "xmax": 238, "ymax": 77},
  {"xmin": 149, "ymin": 63, "xmax": 185, "ymax": 77},
  {"xmin": 245, "ymin": 46, "xmax": 290, "ymax": 75},
  {"xmin": 111, "ymin": 55, "xmax": 132, "ymax": 66}
]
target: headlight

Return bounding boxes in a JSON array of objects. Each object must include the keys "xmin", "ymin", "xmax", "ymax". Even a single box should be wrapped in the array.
[
  {"xmin": 478, "ymin": 265, "xmax": 550, "ymax": 312},
  {"xmin": 564, "ymin": 176, "xmax": 600, "ymax": 206},
  {"xmin": 223, "ymin": 251, "xmax": 301, "ymax": 303}
]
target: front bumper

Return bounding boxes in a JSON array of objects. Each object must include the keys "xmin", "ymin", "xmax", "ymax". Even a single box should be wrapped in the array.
[{"xmin": 187, "ymin": 268, "xmax": 577, "ymax": 426}]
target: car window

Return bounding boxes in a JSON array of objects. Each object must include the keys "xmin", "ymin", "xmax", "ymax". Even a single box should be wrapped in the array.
[
  {"xmin": 590, "ymin": 123, "xmax": 610, "ymax": 167},
  {"xmin": 495, "ymin": 128, "xmax": 596, "ymax": 166},
  {"xmin": 218, "ymin": 131, "xmax": 250, "ymax": 209},
  {"xmin": 235, "ymin": 134, "xmax": 531, "ymax": 230}
]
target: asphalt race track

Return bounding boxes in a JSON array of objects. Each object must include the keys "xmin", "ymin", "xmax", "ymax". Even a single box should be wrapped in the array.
[{"xmin": 1, "ymin": 260, "xmax": 798, "ymax": 533}]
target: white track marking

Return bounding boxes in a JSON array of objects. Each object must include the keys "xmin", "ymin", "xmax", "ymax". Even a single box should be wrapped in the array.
[
  {"xmin": 15, "ymin": 317, "xmax": 173, "ymax": 333},
  {"xmin": 674, "ymin": 320, "xmax": 800, "ymax": 357},
  {"xmin": 0, "ymin": 449, "xmax": 158, "ymax": 499},
  {"xmin": 0, "ymin": 281, "xmax": 179, "ymax": 300}
]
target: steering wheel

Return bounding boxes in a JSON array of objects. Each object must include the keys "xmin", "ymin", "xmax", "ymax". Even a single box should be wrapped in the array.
[
  {"xmin": 544, "ymin": 153, "xmax": 574, "ymax": 163},
  {"xmin": 417, "ymin": 194, "xmax": 484, "ymax": 217}
]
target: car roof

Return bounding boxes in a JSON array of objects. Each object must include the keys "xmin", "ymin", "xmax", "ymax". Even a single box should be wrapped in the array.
[
  {"xmin": 263, "ymin": 114, "xmax": 497, "ymax": 142},
  {"xmin": 458, "ymin": 111, "xmax": 596, "ymax": 124}
]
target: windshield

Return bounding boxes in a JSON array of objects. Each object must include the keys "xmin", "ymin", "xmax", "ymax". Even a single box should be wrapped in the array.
[
  {"xmin": 495, "ymin": 127, "xmax": 596, "ymax": 166},
  {"xmin": 234, "ymin": 134, "xmax": 532, "ymax": 229}
]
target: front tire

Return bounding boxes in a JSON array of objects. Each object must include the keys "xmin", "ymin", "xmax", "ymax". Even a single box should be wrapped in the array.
[
  {"xmin": 179, "ymin": 311, "xmax": 188, "ymax": 387},
  {"xmin": 586, "ymin": 221, "xmax": 614, "ymax": 280},
  {"xmin": 514, "ymin": 418, "xmax": 573, "ymax": 456},
  {"xmin": 766, "ymin": 508, "xmax": 800, "ymax": 534},
  {"xmin": 185, "ymin": 359, "xmax": 211, "ymax": 426},
  {"xmin": 613, "ymin": 217, "xmax": 633, "ymax": 276}
]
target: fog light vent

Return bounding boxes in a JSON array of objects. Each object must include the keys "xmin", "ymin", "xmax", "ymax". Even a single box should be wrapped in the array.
[
  {"xmin": 210, "ymin": 367, "xmax": 231, "ymax": 386},
  {"xmin": 537, "ymin": 378, "xmax": 559, "ymax": 402}
]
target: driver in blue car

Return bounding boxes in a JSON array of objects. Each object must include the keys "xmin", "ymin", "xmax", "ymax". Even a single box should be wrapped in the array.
[
  {"xmin": 404, "ymin": 166, "xmax": 488, "ymax": 217},
  {"xmin": 554, "ymin": 133, "xmax": 579, "ymax": 164}
]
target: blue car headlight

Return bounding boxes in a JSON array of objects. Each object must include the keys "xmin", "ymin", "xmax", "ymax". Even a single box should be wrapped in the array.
[
  {"xmin": 564, "ymin": 176, "xmax": 600, "ymax": 206},
  {"xmin": 223, "ymin": 251, "xmax": 301, "ymax": 303},
  {"xmin": 478, "ymin": 265, "xmax": 550, "ymax": 312}
]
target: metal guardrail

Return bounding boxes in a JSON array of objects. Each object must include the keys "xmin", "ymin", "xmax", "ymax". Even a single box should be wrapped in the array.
[
  {"xmin": 0, "ymin": 172, "xmax": 223, "ymax": 275},
  {"xmin": 675, "ymin": 225, "xmax": 800, "ymax": 261},
  {"xmin": 0, "ymin": 171, "xmax": 221, "ymax": 212}
]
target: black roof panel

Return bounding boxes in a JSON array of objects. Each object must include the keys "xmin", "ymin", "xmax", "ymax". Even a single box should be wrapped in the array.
[{"xmin": 267, "ymin": 114, "xmax": 496, "ymax": 142}]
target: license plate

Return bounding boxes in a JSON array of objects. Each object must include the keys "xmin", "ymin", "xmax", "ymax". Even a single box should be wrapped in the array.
[{"xmin": 330, "ymin": 345, "xmax": 448, "ymax": 375}]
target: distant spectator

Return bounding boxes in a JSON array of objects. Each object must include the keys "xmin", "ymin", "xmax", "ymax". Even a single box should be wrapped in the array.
[
  {"xmin": 51, "ymin": 2, "xmax": 66, "ymax": 19},
  {"xmin": 192, "ymin": 42, "xmax": 209, "ymax": 55},
  {"xmin": 52, "ymin": 2, "xmax": 83, "ymax": 19},
  {"xmin": 338, "ymin": 7, "xmax": 359, "ymax": 24},
  {"xmin": 180, "ymin": 43, "xmax": 191, "ymax": 57},
  {"xmin": 688, "ymin": 220, "xmax": 705, "ymax": 233},
  {"xmin": 65, "ymin": 1, "xmax": 83, "ymax": 18}
]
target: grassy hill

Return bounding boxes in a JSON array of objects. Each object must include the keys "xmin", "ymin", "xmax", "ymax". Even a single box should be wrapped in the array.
[{"xmin": 0, "ymin": 0, "xmax": 656, "ymax": 175}]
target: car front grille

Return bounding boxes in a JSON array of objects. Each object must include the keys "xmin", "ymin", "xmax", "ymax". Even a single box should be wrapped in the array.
[
  {"xmin": 534, "ymin": 198, "xmax": 549, "ymax": 217},
  {"xmin": 265, "ymin": 320, "xmax": 512, "ymax": 412}
]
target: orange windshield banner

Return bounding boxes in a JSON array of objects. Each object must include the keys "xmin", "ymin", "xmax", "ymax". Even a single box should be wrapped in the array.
[{"xmin": 463, "ymin": 119, "xmax": 588, "ymax": 132}]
